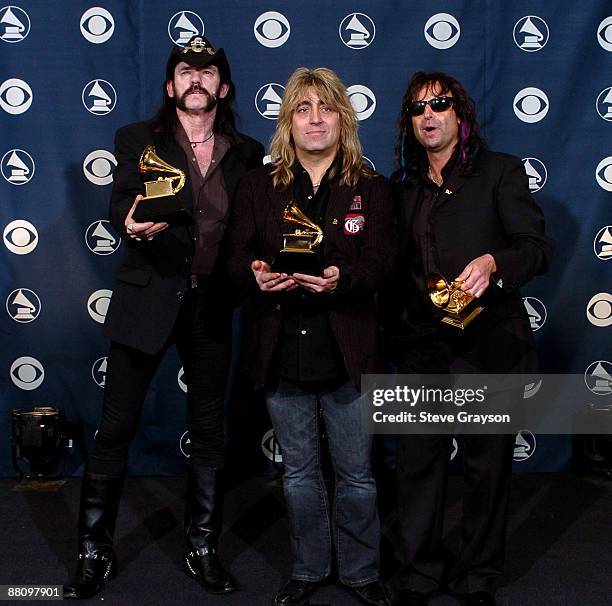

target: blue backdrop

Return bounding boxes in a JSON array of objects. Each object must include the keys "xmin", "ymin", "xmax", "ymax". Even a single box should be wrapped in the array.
[{"xmin": 1, "ymin": 1, "xmax": 611, "ymax": 476}]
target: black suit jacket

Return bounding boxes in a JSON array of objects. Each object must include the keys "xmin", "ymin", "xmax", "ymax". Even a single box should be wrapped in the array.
[
  {"xmin": 103, "ymin": 120, "xmax": 264, "ymax": 354},
  {"xmin": 225, "ymin": 165, "xmax": 398, "ymax": 390},
  {"xmin": 382, "ymin": 150, "xmax": 554, "ymax": 373}
]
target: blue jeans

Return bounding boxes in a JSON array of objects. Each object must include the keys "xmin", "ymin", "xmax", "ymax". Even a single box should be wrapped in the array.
[{"xmin": 266, "ymin": 377, "xmax": 380, "ymax": 586}]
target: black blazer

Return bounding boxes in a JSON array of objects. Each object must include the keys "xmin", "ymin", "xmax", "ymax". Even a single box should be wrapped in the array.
[
  {"xmin": 225, "ymin": 165, "xmax": 398, "ymax": 390},
  {"xmin": 382, "ymin": 150, "xmax": 554, "ymax": 373},
  {"xmin": 103, "ymin": 120, "xmax": 264, "ymax": 354}
]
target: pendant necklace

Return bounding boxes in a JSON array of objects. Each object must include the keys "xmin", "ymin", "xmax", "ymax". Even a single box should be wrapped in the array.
[{"xmin": 190, "ymin": 132, "xmax": 214, "ymax": 148}]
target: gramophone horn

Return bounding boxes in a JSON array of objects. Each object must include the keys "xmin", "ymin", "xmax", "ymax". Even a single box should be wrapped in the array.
[
  {"xmin": 282, "ymin": 200, "xmax": 323, "ymax": 248},
  {"xmin": 138, "ymin": 145, "xmax": 186, "ymax": 194}
]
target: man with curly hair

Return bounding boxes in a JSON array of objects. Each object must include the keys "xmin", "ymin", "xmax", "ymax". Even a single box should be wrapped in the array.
[{"xmin": 383, "ymin": 72, "xmax": 553, "ymax": 606}]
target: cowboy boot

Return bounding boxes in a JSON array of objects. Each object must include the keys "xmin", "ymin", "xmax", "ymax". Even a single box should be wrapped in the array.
[
  {"xmin": 63, "ymin": 472, "xmax": 123, "ymax": 599},
  {"xmin": 183, "ymin": 464, "xmax": 238, "ymax": 594}
]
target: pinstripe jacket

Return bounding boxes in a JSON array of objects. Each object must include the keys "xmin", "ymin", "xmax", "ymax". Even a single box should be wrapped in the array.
[{"xmin": 225, "ymin": 164, "xmax": 397, "ymax": 390}]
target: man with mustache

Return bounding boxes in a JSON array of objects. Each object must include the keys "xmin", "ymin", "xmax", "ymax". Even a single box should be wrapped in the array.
[{"xmin": 63, "ymin": 35, "xmax": 263, "ymax": 599}]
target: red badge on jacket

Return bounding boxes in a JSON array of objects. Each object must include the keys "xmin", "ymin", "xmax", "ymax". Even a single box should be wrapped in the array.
[
  {"xmin": 344, "ymin": 213, "xmax": 365, "ymax": 235},
  {"xmin": 349, "ymin": 195, "xmax": 362, "ymax": 211}
]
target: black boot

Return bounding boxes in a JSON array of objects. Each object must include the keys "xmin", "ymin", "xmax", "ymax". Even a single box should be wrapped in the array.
[
  {"xmin": 63, "ymin": 472, "xmax": 123, "ymax": 599},
  {"xmin": 183, "ymin": 464, "xmax": 238, "ymax": 594}
]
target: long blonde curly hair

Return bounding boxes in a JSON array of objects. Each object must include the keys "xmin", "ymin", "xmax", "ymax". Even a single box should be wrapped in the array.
[{"xmin": 269, "ymin": 67, "xmax": 370, "ymax": 189}]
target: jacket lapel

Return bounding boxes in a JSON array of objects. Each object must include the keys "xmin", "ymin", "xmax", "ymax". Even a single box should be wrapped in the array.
[
  {"xmin": 434, "ymin": 170, "xmax": 473, "ymax": 208},
  {"xmin": 397, "ymin": 181, "xmax": 419, "ymax": 258},
  {"xmin": 267, "ymin": 179, "xmax": 293, "ymax": 245}
]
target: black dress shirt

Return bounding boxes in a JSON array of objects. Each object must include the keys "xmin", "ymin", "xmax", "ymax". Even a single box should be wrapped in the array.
[
  {"xmin": 270, "ymin": 162, "xmax": 346, "ymax": 383},
  {"xmin": 408, "ymin": 150, "xmax": 459, "ymax": 318}
]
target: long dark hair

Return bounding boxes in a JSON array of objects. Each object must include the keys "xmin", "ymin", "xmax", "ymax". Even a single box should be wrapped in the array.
[
  {"xmin": 395, "ymin": 71, "xmax": 485, "ymax": 181},
  {"xmin": 151, "ymin": 77, "xmax": 240, "ymax": 144}
]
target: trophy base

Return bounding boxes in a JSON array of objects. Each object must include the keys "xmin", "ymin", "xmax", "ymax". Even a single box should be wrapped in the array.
[
  {"xmin": 132, "ymin": 195, "xmax": 188, "ymax": 223},
  {"xmin": 440, "ymin": 305, "xmax": 485, "ymax": 330},
  {"xmin": 272, "ymin": 250, "xmax": 321, "ymax": 276}
]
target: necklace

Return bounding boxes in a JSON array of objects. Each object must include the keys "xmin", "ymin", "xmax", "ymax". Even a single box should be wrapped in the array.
[
  {"xmin": 189, "ymin": 132, "xmax": 214, "ymax": 148},
  {"xmin": 428, "ymin": 165, "xmax": 442, "ymax": 186}
]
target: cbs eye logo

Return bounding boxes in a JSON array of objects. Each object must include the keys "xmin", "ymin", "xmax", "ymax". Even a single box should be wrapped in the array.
[
  {"xmin": 80, "ymin": 7, "xmax": 114, "ymax": 44},
  {"xmin": 0, "ymin": 6, "xmax": 30, "ymax": 43},
  {"xmin": 586, "ymin": 293, "xmax": 612, "ymax": 327},
  {"xmin": 595, "ymin": 156, "xmax": 612, "ymax": 192},
  {"xmin": 254, "ymin": 11, "xmax": 290, "ymax": 48},
  {"xmin": 597, "ymin": 16, "xmax": 612, "ymax": 52},
  {"xmin": 87, "ymin": 289, "xmax": 112, "ymax": 323},
  {"xmin": 83, "ymin": 150, "xmax": 116, "ymax": 186},
  {"xmin": 513, "ymin": 87, "xmax": 549, "ymax": 123},
  {"xmin": 3, "ymin": 219, "xmax": 37, "ymax": 254},
  {"xmin": 261, "ymin": 428, "xmax": 282, "ymax": 463},
  {"xmin": 168, "ymin": 11, "xmax": 204, "ymax": 46},
  {"xmin": 347, "ymin": 84, "xmax": 376, "ymax": 120},
  {"xmin": 10, "ymin": 356, "xmax": 44, "ymax": 390},
  {"xmin": 424, "ymin": 13, "xmax": 460, "ymax": 49},
  {"xmin": 82, "ymin": 79, "xmax": 117, "ymax": 115},
  {"xmin": 0, "ymin": 78, "xmax": 32, "ymax": 114}
]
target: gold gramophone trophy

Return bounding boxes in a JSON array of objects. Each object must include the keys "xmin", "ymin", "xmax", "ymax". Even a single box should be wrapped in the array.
[
  {"xmin": 272, "ymin": 200, "xmax": 324, "ymax": 275},
  {"xmin": 426, "ymin": 272, "xmax": 484, "ymax": 330},
  {"xmin": 132, "ymin": 145, "xmax": 187, "ymax": 222}
]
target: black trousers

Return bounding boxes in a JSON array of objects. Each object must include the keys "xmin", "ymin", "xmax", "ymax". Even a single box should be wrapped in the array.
[
  {"xmin": 88, "ymin": 285, "xmax": 232, "ymax": 476},
  {"xmin": 394, "ymin": 327, "xmax": 526, "ymax": 595},
  {"xmin": 396, "ymin": 433, "xmax": 514, "ymax": 595}
]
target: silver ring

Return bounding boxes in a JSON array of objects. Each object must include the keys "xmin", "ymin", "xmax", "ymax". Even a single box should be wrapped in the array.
[{"xmin": 127, "ymin": 223, "xmax": 134, "ymax": 233}]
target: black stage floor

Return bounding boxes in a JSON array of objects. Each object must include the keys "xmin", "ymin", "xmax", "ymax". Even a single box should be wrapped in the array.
[{"xmin": 1, "ymin": 473, "xmax": 611, "ymax": 605}]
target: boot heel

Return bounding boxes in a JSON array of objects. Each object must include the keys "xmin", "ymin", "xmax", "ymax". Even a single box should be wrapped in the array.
[{"xmin": 63, "ymin": 551, "xmax": 117, "ymax": 599}]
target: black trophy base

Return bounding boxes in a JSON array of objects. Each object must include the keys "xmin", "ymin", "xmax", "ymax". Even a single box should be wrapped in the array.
[
  {"xmin": 132, "ymin": 195, "xmax": 188, "ymax": 223},
  {"xmin": 272, "ymin": 250, "xmax": 321, "ymax": 276}
]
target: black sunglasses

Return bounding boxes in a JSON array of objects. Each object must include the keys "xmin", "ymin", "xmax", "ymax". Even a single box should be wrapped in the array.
[{"xmin": 406, "ymin": 96, "xmax": 454, "ymax": 116}]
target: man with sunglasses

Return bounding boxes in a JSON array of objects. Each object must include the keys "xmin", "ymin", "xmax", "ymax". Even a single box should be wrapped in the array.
[{"xmin": 381, "ymin": 72, "xmax": 553, "ymax": 606}]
